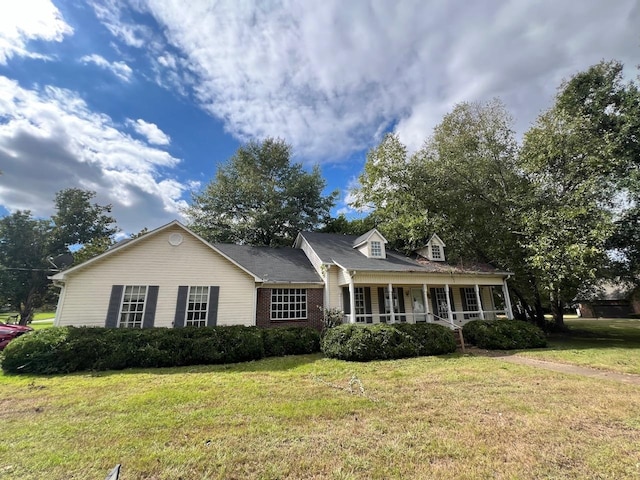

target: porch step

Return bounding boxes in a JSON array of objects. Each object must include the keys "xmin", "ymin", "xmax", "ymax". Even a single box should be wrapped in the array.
[{"xmin": 454, "ymin": 329, "xmax": 466, "ymax": 353}]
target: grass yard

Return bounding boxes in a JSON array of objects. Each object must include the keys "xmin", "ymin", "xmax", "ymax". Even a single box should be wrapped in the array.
[
  {"xmin": 516, "ymin": 318, "xmax": 640, "ymax": 375},
  {"xmin": 1, "ymin": 352, "xmax": 640, "ymax": 479}
]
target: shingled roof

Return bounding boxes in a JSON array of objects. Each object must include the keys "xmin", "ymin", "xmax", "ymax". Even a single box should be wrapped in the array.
[
  {"xmin": 297, "ymin": 231, "xmax": 510, "ymax": 275},
  {"xmin": 213, "ymin": 243, "xmax": 324, "ymax": 283}
]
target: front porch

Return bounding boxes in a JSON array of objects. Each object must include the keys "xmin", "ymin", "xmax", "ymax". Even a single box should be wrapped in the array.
[{"xmin": 340, "ymin": 282, "xmax": 513, "ymax": 330}]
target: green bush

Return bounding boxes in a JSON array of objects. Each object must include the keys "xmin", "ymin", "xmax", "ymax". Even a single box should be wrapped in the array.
[
  {"xmin": 261, "ymin": 327, "xmax": 320, "ymax": 357},
  {"xmin": 321, "ymin": 323, "xmax": 456, "ymax": 361},
  {"xmin": 394, "ymin": 323, "xmax": 458, "ymax": 355},
  {"xmin": 463, "ymin": 319, "xmax": 547, "ymax": 350},
  {"xmin": 1, "ymin": 325, "xmax": 271, "ymax": 374}
]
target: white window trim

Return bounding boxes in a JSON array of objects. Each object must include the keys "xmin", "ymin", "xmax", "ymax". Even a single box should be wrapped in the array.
[
  {"xmin": 185, "ymin": 286, "xmax": 210, "ymax": 327},
  {"xmin": 431, "ymin": 244, "xmax": 442, "ymax": 260},
  {"xmin": 117, "ymin": 285, "xmax": 148, "ymax": 329},
  {"xmin": 271, "ymin": 288, "xmax": 308, "ymax": 320},
  {"xmin": 370, "ymin": 241, "xmax": 382, "ymax": 257}
]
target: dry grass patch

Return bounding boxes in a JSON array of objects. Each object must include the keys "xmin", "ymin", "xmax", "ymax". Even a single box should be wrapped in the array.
[{"xmin": 1, "ymin": 354, "xmax": 639, "ymax": 479}]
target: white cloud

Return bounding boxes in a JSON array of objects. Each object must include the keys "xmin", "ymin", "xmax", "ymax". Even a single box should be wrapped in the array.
[
  {"xmin": 90, "ymin": 0, "xmax": 152, "ymax": 48},
  {"xmin": 0, "ymin": 0, "xmax": 72, "ymax": 64},
  {"xmin": 80, "ymin": 54, "xmax": 133, "ymax": 82},
  {"xmin": 127, "ymin": 118, "xmax": 171, "ymax": 146},
  {"xmin": 115, "ymin": 0, "xmax": 639, "ymax": 161},
  {"xmin": 0, "ymin": 76, "xmax": 188, "ymax": 233}
]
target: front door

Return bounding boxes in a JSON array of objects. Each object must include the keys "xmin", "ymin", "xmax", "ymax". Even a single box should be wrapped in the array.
[{"xmin": 410, "ymin": 288, "xmax": 427, "ymax": 322}]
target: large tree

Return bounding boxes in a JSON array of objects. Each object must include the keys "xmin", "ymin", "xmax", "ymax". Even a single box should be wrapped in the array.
[
  {"xmin": 186, "ymin": 138, "xmax": 338, "ymax": 246},
  {"xmin": 520, "ymin": 60, "xmax": 640, "ymax": 326},
  {"xmin": 50, "ymin": 188, "xmax": 117, "ymax": 254},
  {"xmin": 0, "ymin": 189, "xmax": 118, "ymax": 323},
  {"xmin": 0, "ymin": 212, "xmax": 52, "ymax": 324}
]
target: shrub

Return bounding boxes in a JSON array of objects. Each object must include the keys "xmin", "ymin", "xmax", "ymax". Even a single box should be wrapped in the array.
[
  {"xmin": 2, "ymin": 325, "xmax": 267, "ymax": 374},
  {"xmin": 463, "ymin": 319, "xmax": 547, "ymax": 350},
  {"xmin": 261, "ymin": 327, "xmax": 320, "ymax": 357},
  {"xmin": 394, "ymin": 323, "xmax": 457, "ymax": 355},
  {"xmin": 321, "ymin": 323, "xmax": 456, "ymax": 362},
  {"xmin": 1, "ymin": 327, "xmax": 74, "ymax": 374}
]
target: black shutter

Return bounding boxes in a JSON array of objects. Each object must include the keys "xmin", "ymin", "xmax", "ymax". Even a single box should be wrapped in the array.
[
  {"xmin": 448, "ymin": 287, "xmax": 457, "ymax": 321},
  {"xmin": 397, "ymin": 287, "xmax": 406, "ymax": 322},
  {"xmin": 207, "ymin": 286, "xmax": 219, "ymax": 327},
  {"xmin": 430, "ymin": 288, "xmax": 438, "ymax": 319},
  {"xmin": 364, "ymin": 287, "xmax": 372, "ymax": 323},
  {"xmin": 174, "ymin": 286, "xmax": 188, "ymax": 328},
  {"xmin": 105, "ymin": 285, "xmax": 123, "ymax": 328},
  {"xmin": 378, "ymin": 287, "xmax": 387, "ymax": 323},
  {"xmin": 142, "ymin": 286, "xmax": 159, "ymax": 328},
  {"xmin": 342, "ymin": 287, "xmax": 351, "ymax": 314}
]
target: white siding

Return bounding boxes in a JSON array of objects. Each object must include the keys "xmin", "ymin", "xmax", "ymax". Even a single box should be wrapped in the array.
[
  {"xmin": 56, "ymin": 225, "xmax": 256, "ymax": 328},
  {"xmin": 327, "ymin": 266, "xmax": 342, "ymax": 310},
  {"xmin": 297, "ymin": 237, "xmax": 324, "ymax": 275}
]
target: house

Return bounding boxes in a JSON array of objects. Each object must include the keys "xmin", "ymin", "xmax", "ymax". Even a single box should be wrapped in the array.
[
  {"xmin": 576, "ymin": 281, "xmax": 640, "ymax": 318},
  {"xmin": 51, "ymin": 221, "xmax": 514, "ymax": 330}
]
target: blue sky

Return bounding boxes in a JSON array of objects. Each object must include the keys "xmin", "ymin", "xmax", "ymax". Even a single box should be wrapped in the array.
[{"xmin": 0, "ymin": 1, "xmax": 638, "ymax": 235}]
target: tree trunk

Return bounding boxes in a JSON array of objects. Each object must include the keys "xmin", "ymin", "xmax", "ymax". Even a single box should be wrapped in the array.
[
  {"xmin": 533, "ymin": 289, "xmax": 546, "ymax": 328},
  {"xmin": 550, "ymin": 291, "xmax": 565, "ymax": 330},
  {"xmin": 18, "ymin": 287, "xmax": 37, "ymax": 325}
]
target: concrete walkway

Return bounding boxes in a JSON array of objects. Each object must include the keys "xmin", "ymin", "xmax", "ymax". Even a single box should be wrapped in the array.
[{"xmin": 491, "ymin": 354, "xmax": 640, "ymax": 386}]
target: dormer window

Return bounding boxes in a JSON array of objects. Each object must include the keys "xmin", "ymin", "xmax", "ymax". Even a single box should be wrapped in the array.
[
  {"xmin": 352, "ymin": 228, "xmax": 388, "ymax": 259},
  {"xmin": 416, "ymin": 234, "xmax": 446, "ymax": 262}
]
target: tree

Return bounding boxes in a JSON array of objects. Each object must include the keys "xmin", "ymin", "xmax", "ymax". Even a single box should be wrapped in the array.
[
  {"xmin": 520, "ymin": 60, "xmax": 640, "ymax": 326},
  {"xmin": 0, "ymin": 212, "xmax": 52, "ymax": 324},
  {"xmin": 50, "ymin": 188, "xmax": 117, "ymax": 254},
  {"xmin": 0, "ymin": 189, "xmax": 118, "ymax": 323},
  {"xmin": 353, "ymin": 101, "xmax": 546, "ymax": 323},
  {"xmin": 186, "ymin": 138, "xmax": 338, "ymax": 246}
]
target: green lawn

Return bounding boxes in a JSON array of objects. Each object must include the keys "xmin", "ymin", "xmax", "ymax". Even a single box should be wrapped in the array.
[
  {"xmin": 1, "ymin": 351, "xmax": 640, "ymax": 479},
  {"xmin": 516, "ymin": 318, "xmax": 640, "ymax": 374}
]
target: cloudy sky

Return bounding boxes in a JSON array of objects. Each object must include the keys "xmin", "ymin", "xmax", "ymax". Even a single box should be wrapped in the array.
[{"xmin": 0, "ymin": 1, "xmax": 638, "ymax": 235}]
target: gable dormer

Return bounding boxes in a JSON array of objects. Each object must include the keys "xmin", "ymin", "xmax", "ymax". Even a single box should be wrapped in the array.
[
  {"xmin": 352, "ymin": 228, "xmax": 388, "ymax": 259},
  {"xmin": 417, "ymin": 234, "xmax": 446, "ymax": 262}
]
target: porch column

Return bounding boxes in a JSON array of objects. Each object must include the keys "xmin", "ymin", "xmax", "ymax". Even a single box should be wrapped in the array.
[
  {"xmin": 388, "ymin": 283, "xmax": 395, "ymax": 323},
  {"xmin": 422, "ymin": 283, "xmax": 431, "ymax": 322},
  {"xmin": 324, "ymin": 265, "xmax": 330, "ymax": 309},
  {"xmin": 502, "ymin": 278, "xmax": 514, "ymax": 320},
  {"xmin": 474, "ymin": 284, "xmax": 485, "ymax": 320},
  {"xmin": 445, "ymin": 283, "xmax": 454, "ymax": 327},
  {"xmin": 349, "ymin": 273, "xmax": 356, "ymax": 324}
]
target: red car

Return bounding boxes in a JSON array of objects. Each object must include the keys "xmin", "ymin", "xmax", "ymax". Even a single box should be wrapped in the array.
[{"xmin": 0, "ymin": 322, "xmax": 33, "ymax": 350}]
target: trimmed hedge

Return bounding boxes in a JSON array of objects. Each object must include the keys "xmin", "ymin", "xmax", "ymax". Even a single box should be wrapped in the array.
[
  {"xmin": 1, "ymin": 325, "xmax": 320, "ymax": 374},
  {"xmin": 463, "ymin": 319, "xmax": 547, "ymax": 350},
  {"xmin": 321, "ymin": 323, "xmax": 456, "ymax": 362}
]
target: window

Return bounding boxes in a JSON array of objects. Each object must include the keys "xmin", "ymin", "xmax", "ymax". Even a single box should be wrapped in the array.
[
  {"xmin": 186, "ymin": 286, "xmax": 209, "ymax": 327},
  {"xmin": 431, "ymin": 244, "xmax": 442, "ymax": 260},
  {"xmin": 370, "ymin": 241, "xmax": 382, "ymax": 257},
  {"xmin": 119, "ymin": 285, "xmax": 147, "ymax": 328},
  {"xmin": 462, "ymin": 287, "xmax": 480, "ymax": 319},
  {"xmin": 271, "ymin": 288, "xmax": 307, "ymax": 320}
]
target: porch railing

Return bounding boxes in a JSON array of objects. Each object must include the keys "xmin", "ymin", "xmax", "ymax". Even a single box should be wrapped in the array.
[{"xmin": 344, "ymin": 310, "xmax": 508, "ymax": 329}]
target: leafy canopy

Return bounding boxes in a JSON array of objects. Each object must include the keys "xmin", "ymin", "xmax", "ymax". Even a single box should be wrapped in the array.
[{"xmin": 186, "ymin": 138, "xmax": 337, "ymax": 246}]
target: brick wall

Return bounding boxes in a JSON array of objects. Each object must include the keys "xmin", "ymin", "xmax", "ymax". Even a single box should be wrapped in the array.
[{"xmin": 256, "ymin": 288, "xmax": 324, "ymax": 331}]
